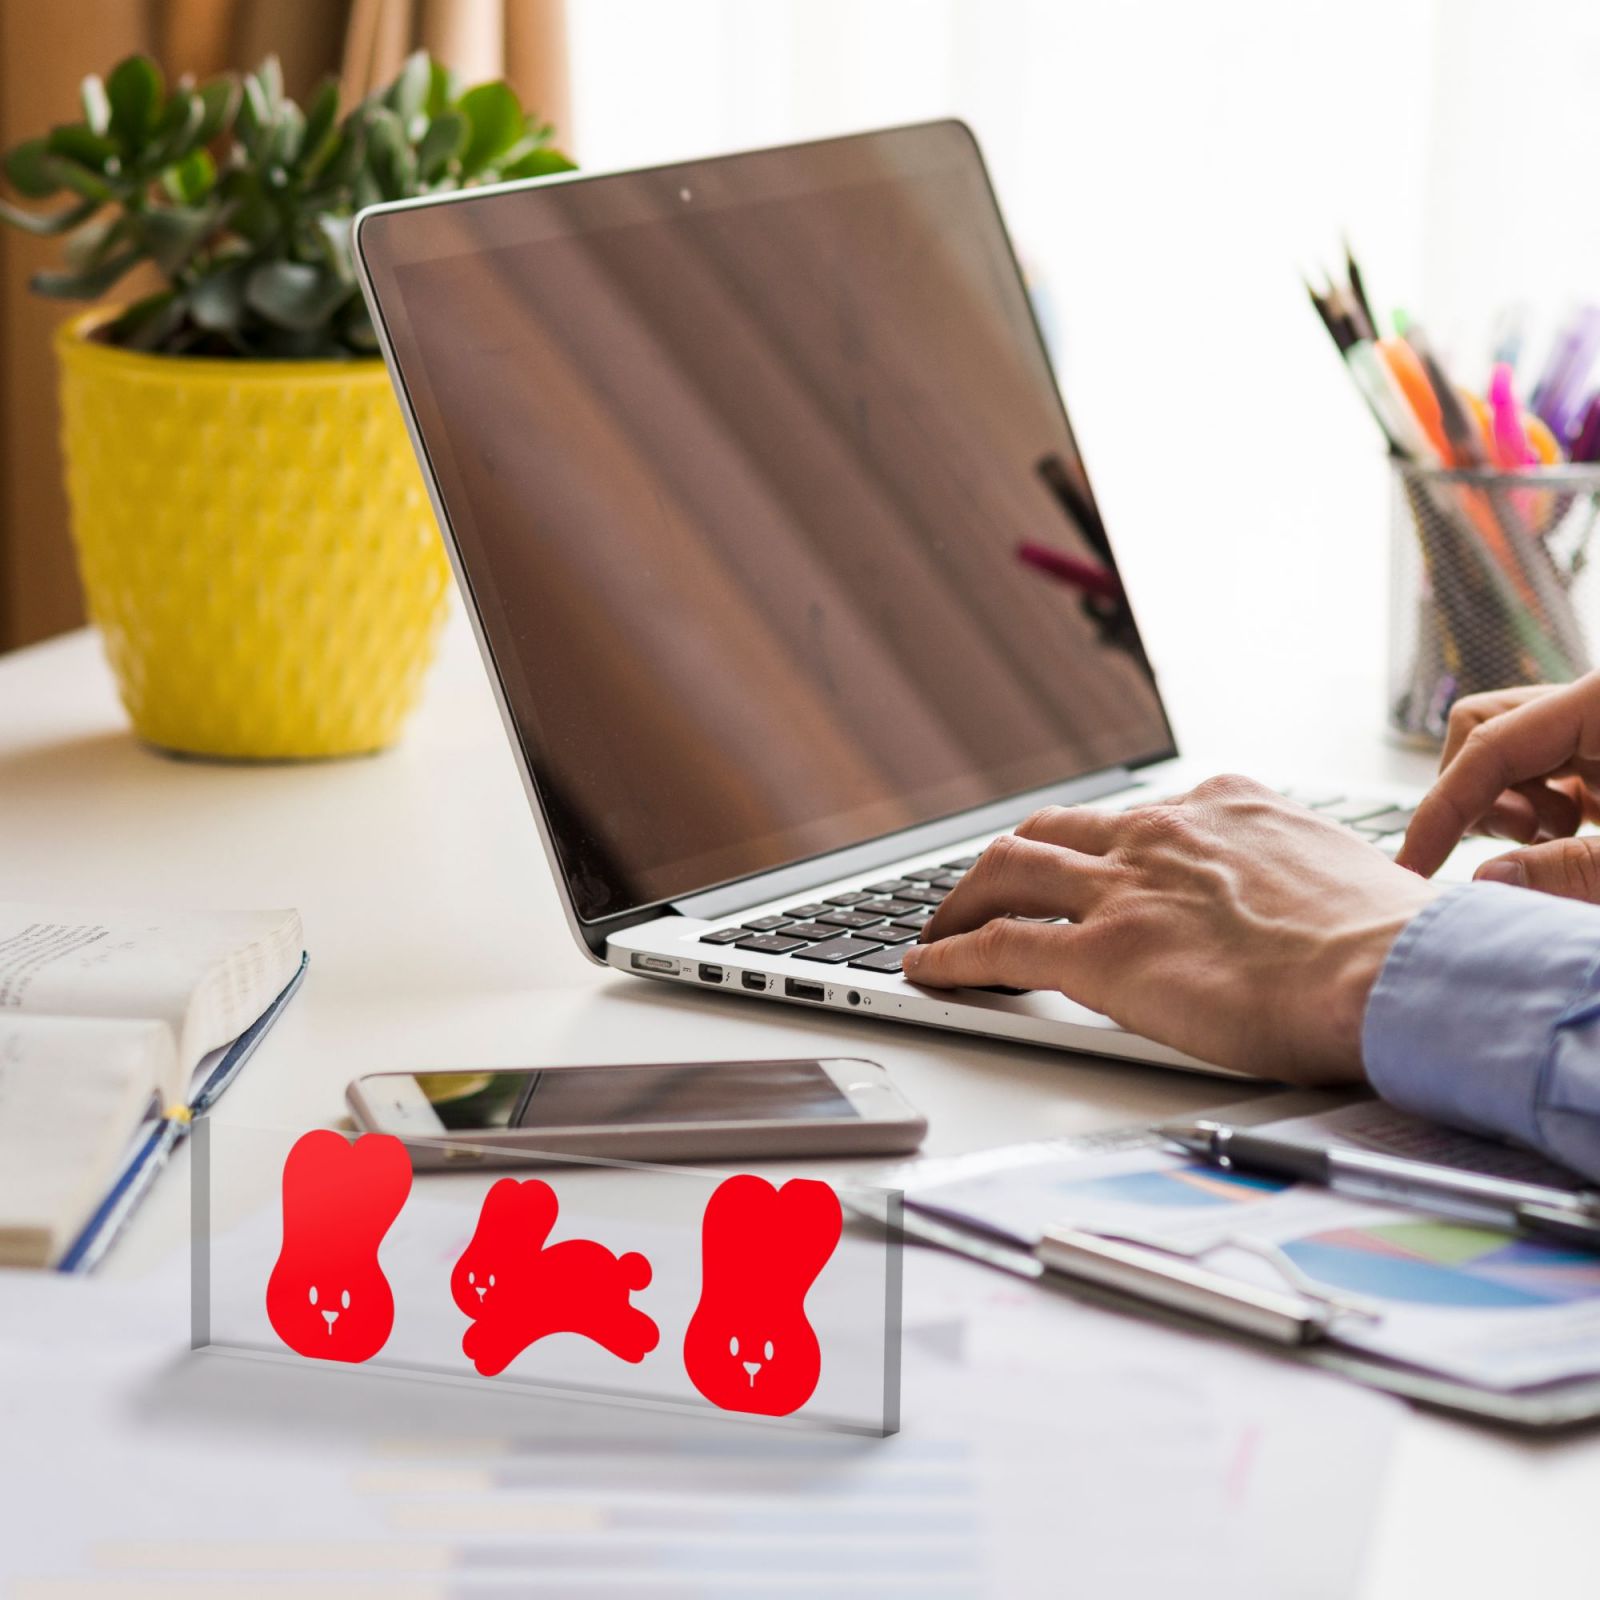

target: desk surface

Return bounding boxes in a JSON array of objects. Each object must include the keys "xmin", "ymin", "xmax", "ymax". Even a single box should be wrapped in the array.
[{"xmin": 2, "ymin": 612, "xmax": 1595, "ymax": 1597}]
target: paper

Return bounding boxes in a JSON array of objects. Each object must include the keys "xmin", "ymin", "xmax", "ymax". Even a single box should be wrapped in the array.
[
  {"xmin": 0, "ymin": 1250, "xmax": 1397, "ymax": 1599},
  {"xmin": 0, "ymin": 1018, "xmax": 170, "ymax": 1267},
  {"xmin": 906, "ymin": 1131, "xmax": 1600, "ymax": 1391},
  {"xmin": 0, "ymin": 903, "xmax": 302, "ymax": 1071}
]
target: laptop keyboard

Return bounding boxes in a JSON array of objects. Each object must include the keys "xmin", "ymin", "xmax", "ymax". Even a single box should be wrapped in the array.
[{"xmin": 696, "ymin": 787, "xmax": 1416, "ymax": 981}]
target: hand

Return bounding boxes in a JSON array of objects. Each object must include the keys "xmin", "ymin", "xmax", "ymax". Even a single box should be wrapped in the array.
[
  {"xmin": 899, "ymin": 776, "xmax": 1444, "ymax": 1082},
  {"xmin": 1397, "ymin": 674, "xmax": 1600, "ymax": 899}
]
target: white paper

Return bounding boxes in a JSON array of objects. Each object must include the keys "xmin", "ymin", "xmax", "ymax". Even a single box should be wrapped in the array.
[
  {"xmin": 0, "ymin": 1248, "xmax": 1397, "ymax": 1599},
  {"xmin": 908, "ymin": 1139, "xmax": 1600, "ymax": 1391}
]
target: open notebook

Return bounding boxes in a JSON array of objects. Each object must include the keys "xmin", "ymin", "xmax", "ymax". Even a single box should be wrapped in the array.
[{"xmin": 0, "ymin": 906, "xmax": 305, "ymax": 1269}]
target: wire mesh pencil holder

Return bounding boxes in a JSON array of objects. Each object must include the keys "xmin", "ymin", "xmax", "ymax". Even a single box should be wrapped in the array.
[{"xmin": 1388, "ymin": 460, "xmax": 1600, "ymax": 747}]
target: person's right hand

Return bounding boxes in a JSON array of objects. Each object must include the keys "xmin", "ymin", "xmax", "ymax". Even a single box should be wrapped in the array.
[{"xmin": 1397, "ymin": 673, "xmax": 1600, "ymax": 897}]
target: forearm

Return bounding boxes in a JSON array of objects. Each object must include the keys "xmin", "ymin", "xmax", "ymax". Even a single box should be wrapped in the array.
[{"xmin": 1362, "ymin": 882, "xmax": 1600, "ymax": 1181}]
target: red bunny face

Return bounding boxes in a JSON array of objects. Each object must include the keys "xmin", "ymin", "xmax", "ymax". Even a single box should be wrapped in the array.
[
  {"xmin": 266, "ymin": 1130, "xmax": 412, "ymax": 1363},
  {"xmin": 451, "ymin": 1178, "xmax": 659, "ymax": 1378},
  {"xmin": 450, "ymin": 1176, "xmax": 559, "ymax": 1322},
  {"xmin": 683, "ymin": 1175, "xmax": 842, "ymax": 1416}
]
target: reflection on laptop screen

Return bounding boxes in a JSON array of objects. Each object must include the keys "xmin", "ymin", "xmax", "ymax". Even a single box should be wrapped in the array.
[{"xmin": 364, "ymin": 124, "xmax": 1173, "ymax": 922}]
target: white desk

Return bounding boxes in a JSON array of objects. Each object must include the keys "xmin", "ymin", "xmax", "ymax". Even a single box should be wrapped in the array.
[{"xmin": 2, "ymin": 612, "xmax": 1595, "ymax": 1597}]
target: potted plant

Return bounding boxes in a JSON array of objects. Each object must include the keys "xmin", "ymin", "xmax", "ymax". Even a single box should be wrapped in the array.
[{"xmin": 0, "ymin": 52, "xmax": 573, "ymax": 758}]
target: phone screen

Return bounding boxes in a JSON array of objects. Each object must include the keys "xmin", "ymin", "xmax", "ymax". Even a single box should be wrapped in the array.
[{"xmin": 407, "ymin": 1061, "xmax": 859, "ymax": 1131}]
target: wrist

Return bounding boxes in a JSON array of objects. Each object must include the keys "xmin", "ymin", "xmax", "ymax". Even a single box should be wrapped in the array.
[{"xmin": 1314, "ymin": 894, "xmax": 1442, "ymax": 1083}]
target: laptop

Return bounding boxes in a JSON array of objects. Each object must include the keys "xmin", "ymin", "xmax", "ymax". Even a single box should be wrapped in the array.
[{"xmin": 354, "ymin": 121, "xmax": 1442, "ymax": 1079}]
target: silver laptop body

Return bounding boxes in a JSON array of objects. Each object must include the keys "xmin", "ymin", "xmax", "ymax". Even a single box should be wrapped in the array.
[{"xmin": 355, "ymin": 121, "xmax": 1440, "ymax": 1080}]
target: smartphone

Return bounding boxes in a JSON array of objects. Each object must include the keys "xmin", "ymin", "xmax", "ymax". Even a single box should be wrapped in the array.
[{"xmin": 346, "ymin": 1058, "xmax": 927, "ymax": 1167}]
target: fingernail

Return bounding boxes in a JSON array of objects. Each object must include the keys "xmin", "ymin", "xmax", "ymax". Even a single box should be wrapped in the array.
[
  {"xmin": 1477, "ymin": 859, "xmax": 1526, "ymax": 887},
  {"xmin": 900, "ymin": 945, "xmax": 923, "ymax": 972}
]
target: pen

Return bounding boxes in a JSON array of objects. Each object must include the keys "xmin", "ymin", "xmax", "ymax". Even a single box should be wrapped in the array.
[
  {"xmin": 1163, "ymin": 1119, "xmax": 1600, "ymax": 1254},
  {"xmin": 844, "ymin": 1191, "xmax": 1331, "ymax": 1346}
]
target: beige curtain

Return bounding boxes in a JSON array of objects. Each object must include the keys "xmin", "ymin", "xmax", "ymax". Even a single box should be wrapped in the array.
[{"xmin": 0, "ymin": 0, "xmax": 570, "ymax": 652}]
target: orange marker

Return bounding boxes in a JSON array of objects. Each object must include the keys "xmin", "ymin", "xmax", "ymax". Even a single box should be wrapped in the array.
[{"xmin": 1378, "ymin": 338, "xmax": 1450, "ymax": 461}]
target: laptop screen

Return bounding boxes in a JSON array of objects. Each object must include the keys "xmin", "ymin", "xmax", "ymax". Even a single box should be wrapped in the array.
[{"xmin": 360, "ymin": 123, "xmax": 1173, "ymax": 923}]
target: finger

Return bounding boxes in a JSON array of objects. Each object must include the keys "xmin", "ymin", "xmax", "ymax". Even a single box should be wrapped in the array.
[
  {"xmin": 901, "ymin": 917, "xmax": 1078, "ymax": 992},
  {"xmin": 1013, "ymin": 804, "xmax": 1122, "ymax": 855},
  {"xmin": 1511, "ymin": 780, "xmax": 1583, "ymax": 841},
  {"xmin": 1399, "ymin": 684, "xmax": 1600, "ymax": 876},
  {"xmin": 1476, "ymin": 837, "xmax": 1600, "ymax": 901},
  {"xmin": 1439, "ymin": 686, "xmax": 1551, "ymax": 772},
  {"xmin": 920, "ymin": 834, "xmax": 1109, "ymax": 943},
  {"xmin": 1480, "ymin": 790, "xmax": 1541, "ymax": 843}
]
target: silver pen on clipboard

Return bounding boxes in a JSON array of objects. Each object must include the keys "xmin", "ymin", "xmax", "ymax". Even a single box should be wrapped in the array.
[{"xmin": 847, "ymin": 1192, "xmax": 1333, "ymax": 1346}]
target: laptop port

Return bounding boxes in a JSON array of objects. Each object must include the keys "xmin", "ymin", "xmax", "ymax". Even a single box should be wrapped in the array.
[
  {"xmin": 785, "ymin": 978, "xmax": 826, "ymax": 1002},
  {"xmin": 698, "ymin": 963, "xmax": 725, "ymax": 984},
  {"xmin": 631, "ymin": 953, "xmax": 678, "ymax": 975},
  {"xmin": 741, "ymin": 972, "xmax": 768, "ymax": 992}
]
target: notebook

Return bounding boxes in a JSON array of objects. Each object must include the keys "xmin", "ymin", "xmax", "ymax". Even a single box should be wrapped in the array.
[{"xmin": 0, "ymin": 906, "xmax": 305, "ymax": 1269}]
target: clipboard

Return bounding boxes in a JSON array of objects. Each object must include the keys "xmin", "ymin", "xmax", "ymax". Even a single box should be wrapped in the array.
[{"xmin": 849, "ymin": 1089, "xmax": 1600, "ymax": 1432}]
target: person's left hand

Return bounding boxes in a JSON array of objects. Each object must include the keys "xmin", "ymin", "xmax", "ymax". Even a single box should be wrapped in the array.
[{"xmin": 900, "ymin": 775, "xmax": 1444, "ymax": 1082}]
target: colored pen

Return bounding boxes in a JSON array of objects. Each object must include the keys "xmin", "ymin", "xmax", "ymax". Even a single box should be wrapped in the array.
[
  {"xmin": 1488, "ymin": 363, "xmax": 1538, "ymax": 470},
  {"xmin": 1163, "ymin": 1119, "xmax": 1600, "ymax": 1254}
]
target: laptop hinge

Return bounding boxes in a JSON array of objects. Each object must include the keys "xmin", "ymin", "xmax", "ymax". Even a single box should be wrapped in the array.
[{"xmin": 671, "ymin": 767, "xmax": 1143, "ymax": 923}]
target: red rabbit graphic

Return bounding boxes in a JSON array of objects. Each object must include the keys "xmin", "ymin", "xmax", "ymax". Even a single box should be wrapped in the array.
[
  {"xmin": 683, "ymin": 1174, "xmax": 842, "ymax": 1416},
  {"xmin": 266, "ymin": 1130, "xmax": 412, "ymax": 1363},
  {"xmin": 451, "ymin": 1178, "xmax": 659, "ymax": 1378}
]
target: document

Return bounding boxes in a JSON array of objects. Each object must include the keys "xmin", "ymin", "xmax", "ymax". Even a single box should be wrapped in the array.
[
  {"xmin": 905, "ymin": 1114, "xmax": 1600, "ymax": 1392},
  {"xmin": 0, "ymin": 1249, "xmax": 1397, "ymax": 1598}
]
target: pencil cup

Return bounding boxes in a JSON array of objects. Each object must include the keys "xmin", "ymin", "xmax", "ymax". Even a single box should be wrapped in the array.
[{"xmin": 1388, "ymin": 461, "xmax": 1600, "ymax": 746}]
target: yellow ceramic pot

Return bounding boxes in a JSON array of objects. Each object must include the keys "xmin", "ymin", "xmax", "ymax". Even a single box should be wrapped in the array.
[{"xmin": 54, "ymin": 310, "xmax": 451, "ymax": 759}]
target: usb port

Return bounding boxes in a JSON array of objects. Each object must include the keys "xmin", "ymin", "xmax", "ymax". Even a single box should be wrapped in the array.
[
  {"xmin": 698, "ymin": 963, "xmax": 725, "ymax": 984},
  {"xmin": 741, "ymin": 971, "xmax": 767, "ymax": 992},
  {"xmin": 785, "ymin": 978, "xmax": 826, "ymax": 1002},
  {"xmin": 631, "ymin": 953, "xmax": 679, "ymax": 975}
]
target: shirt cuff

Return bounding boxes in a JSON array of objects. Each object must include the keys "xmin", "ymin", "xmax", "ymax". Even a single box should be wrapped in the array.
[{"xmin": 1361, "ymin": 881, "xmax": 1600, "ymax": 1147}]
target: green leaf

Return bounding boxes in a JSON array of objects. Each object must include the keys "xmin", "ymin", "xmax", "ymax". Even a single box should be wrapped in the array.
[
  {"xmin": 416, "ymin": 111, "xmax": 467, "ymax": 179},
  {"xmin": 31, "ymin": 244, "xmax": 141, "ymax": 299},
  {"xmin": 316, "ymin": 212, "xmax": 355, "ymax": 281},
  {"xmin": 458, "ymin": 82, "xmax": 523, "ymax": 175},
  {"xmin": 237, "ymin": 75, "xmax": 270, "ymax": 158},
  {"xmin": 244, "ymin": 259, "xmax": 350, "ymax": 331},
  {"xmin": 137, "ymin": 204, "xmax": 219, "ymax": 274},
  {"xmin": 425, "ymin": 59, "xmax": 462, "ymax": 119},
  {"xmin": 352, "ymin": 168, "xmax": 383, "ymax": 213},
  {"xmin": 80, "ymin": 75, "xmax": 111, "ymax": 137},
  {"xmin": 220, "ymin": 167, "xmax": 277, "ymax": 244},
  {"xmin": 189, "ymin": 262, "xmax": 248, "ymax": 331},
  {"xmin": 318, "ymin": 120, "xmax": 366, "ymax": 187},
  {"xmin": 63, "ymin": 210, "xmax": 127, "ymax": 270},
  {"xmin": 299, "ymin": 79, "xmax": 341, "ymax": 174},
  {"xmin": 255, "ymin": 55, "xmax": 283, "ymax": 110},
  {"xmin": 48, "ymin": 124, "xmax": 118, "ymax": 173},
  {"xmin": 363, "ymin": 106, "xmax": 415, "ymax": 199},
  {"xmin": 501, "ymin": 145, "xmax": 576, "ymax": 180},
  {"xmin": 4, "ymin": 138, "xmax": 60, "ymax": 198},
  {"xmin": 46, "ymin": 157, "xmax": 114, "ymax": 204},
  {"xmin": 387, "ymin": 51, "xmax": 431, "ymax": 124},
  {"xmin": 0, "ymin": 194, "xmax": 98, "ymax": 235},
  {"xmin": 264, "ymin": 101, "xmax": 305, "ymax": 170},
  {"xmin": 194, "ymin": 78, "xmax": 239, "ymax": 146},
  {"xmin": 107, "ymin": 289, "xmax": 187, "ymax": 351},
  {"xmin": 161, "ymin": 147, "xmax": 215, "ymax": 205},
  {"xmin": 107, "ymin": 55, "xmax": 162, "ymax": 151},
  {"xmin": 147, "ymin": 91, "xmax": 204, "ymax": 168}
]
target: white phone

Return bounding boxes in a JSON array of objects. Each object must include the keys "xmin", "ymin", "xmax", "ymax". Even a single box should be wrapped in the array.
[{"xmin": 346, "ymin": 1057, "xmax": 927, "ymax": 1167}]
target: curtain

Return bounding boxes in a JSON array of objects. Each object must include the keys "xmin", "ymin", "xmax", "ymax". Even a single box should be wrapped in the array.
[{"xmin": 0, "ymin": 0, "xmax": 570, "ymax": 652}]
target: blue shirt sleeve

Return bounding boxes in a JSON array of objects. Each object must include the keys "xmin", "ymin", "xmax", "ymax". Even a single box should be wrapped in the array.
[{"xmin": 1362, "ymin": 881, "xmax": 1600, "ymax": 1181}]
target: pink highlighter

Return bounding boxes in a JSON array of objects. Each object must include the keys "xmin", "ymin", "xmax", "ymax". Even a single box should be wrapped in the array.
[{"xmin": 1489, "ymin": 362, "xmax": 1539, "ymax": 470}]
